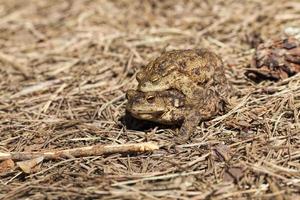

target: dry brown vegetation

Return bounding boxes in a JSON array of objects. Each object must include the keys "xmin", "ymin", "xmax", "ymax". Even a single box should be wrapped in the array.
[{"xmin": 0, "ymin": 0, "xmax": 299, "ymax": 199}]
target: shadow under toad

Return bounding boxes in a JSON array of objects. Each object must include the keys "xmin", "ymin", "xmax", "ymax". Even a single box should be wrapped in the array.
[{"xmin": 119, "ymin": 111, "xmax": 180, "ymax": 132}]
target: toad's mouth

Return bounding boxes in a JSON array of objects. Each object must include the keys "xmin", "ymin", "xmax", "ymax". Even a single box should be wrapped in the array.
[
  {"xmin": 129, "ymin": 109, "xmax": 166, "ymax": 119},
  {"xmin": 138, "ymin": 83, "xmax": 170, "ymax": 92},
  {"xmin": 133, "ymin": 110, "xmax": 165, "ymax": 115}
]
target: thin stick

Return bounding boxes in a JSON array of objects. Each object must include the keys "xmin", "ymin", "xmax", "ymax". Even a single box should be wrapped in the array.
[{"xmin": 0, "ymin": 142, "xmax": 159, "ymax": 161}]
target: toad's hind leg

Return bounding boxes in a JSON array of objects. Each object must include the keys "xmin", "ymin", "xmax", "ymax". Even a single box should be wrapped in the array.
[{"xmin": 176, "ymin": 109, "xmax": 201, "ymax": 143}]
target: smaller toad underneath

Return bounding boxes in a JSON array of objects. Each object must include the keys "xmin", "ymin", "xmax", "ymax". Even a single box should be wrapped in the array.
[
  {"xmin": 126, "ymin": 89, "xmax": 186, "ymax": 125},
  {"xmin": 126, "ymin": 89, "xmax": 226, "ymax": 139}
]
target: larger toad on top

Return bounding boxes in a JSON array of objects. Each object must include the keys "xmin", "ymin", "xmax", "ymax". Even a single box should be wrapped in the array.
[
  {"xmin": 136, "ymin": 49, "xmax": 230, "ymax": 98},
  {"xmin": 127, "ymin": 49, "xmax": 232, "ymax": 140}
]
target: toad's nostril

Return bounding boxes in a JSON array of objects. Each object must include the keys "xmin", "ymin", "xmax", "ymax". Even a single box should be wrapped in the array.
[{"xmin": 138, "ymin": 83, "xmax": 147, "ymax": 88}]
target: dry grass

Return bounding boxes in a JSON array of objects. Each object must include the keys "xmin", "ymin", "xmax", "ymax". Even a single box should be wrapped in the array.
[{"xmin": 0, "ymin": 0, "xmax": 299, "ymax": 199}]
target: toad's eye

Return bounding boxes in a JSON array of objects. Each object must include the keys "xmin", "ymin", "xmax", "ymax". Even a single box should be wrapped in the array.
[
  {"xmin": 150, "ymin": 75, "xmax": 160, "ymax": 82},
  {"xmin": 136, "ymin": 72, "xmax": 143, "ymax": 82},
  {"xmin": 146, "ymin": 96, "xmax": 155, "ymax": 103}
]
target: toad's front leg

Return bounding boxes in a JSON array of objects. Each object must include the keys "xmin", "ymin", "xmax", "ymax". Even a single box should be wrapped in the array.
[{"xmin": 176, "ymin": 109, "xmax": 202, "ymax": 143}]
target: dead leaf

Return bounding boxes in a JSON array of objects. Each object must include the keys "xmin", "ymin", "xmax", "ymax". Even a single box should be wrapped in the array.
[
  {"xmin": 0, "ymin": 159, "xmax": 15, "ymax": 173},
  {"xmin": 212, "ymin": 143, "xmax": 232, "ymax": 162},
  {"xmin": 223, "ymin": 166, "xmax": 244, "ymax": 183},
  {"xmin": 246, "ymin": 36, "xmax": 300, "ymax": 82},
  {"xmin": 17, "ymin": 156, "xmax": 44, "ymax": 174}
]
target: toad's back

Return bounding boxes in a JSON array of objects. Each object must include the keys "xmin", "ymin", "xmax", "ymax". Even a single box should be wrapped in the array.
[{"xmin": 138, "ymin": 49, "xmax": 225, "ymax": 85}]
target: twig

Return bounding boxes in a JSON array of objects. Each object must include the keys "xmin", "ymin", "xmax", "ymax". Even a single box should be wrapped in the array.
[
  {"xmin": 0, "ymin": 142, "xmax": 159, "ymax": 161},
  {"xmin": 41, "ymin": 83, "xmax": 67, "ymax": 113},
  {"xmin": 112, "ymin": 170, "xmax": 204, "ymax": 186},
  {"xmin": 267, "ymin": 178, "xmax": 284, "ymax": 200},
  {"xmin": 10, "ymin": 79, "xmax": 63, "ymax": 98}
]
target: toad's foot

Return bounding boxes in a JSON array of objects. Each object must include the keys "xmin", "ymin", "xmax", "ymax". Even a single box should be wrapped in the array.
[{"xmin": 176, "ymin": 110, "xmax": 201, "ymax": 144}]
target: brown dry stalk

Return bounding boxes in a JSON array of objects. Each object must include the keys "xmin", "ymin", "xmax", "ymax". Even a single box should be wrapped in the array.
[{"xmin": 0, "ymin": 142, "xmax": 159, "ymax": 161}]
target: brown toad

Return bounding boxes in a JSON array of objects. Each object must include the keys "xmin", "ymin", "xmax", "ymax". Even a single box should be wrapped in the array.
[
  {"xmin": 126, "ymin": 89, "xmax": 226, "ymax": 140},
  {"xmin": 137, "ymin": 49, "xmax": 230, "ymax": 98},
  {"xmin": 126, "ymin": 90, "xmax": 223, "ymax": 125},
  {"xmin": 126, "ymin": 89, "xmax": 186, "ymax": 125},
  {"xmin": 133, "ymin": 49, "xmax": 231, "ymax": 139}
]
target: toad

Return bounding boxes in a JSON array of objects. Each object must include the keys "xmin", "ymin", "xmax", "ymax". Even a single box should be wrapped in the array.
[
  {"xmin": 126, "ymin": 89, "xmax": 186, "ymax": 125},
  {"xmin": 126, "ymin": 88, "xmax": 227, "ymax": 141},
  {"xmin": 131, "ymin": 49, "xmax": 231, "ymax": 139},
  {"xmin": 136, "ymin": 49, "xmax": 230, "ymax": 98}
]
